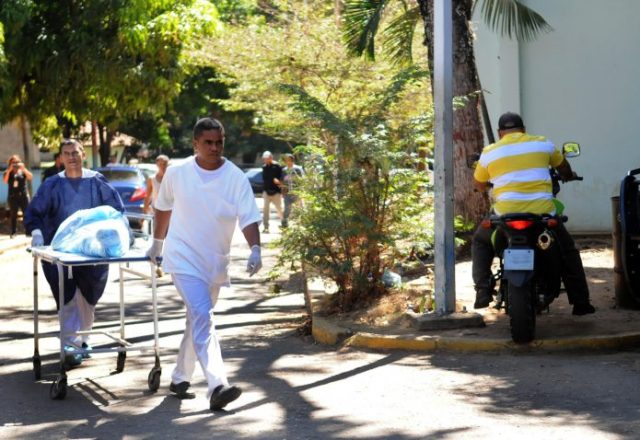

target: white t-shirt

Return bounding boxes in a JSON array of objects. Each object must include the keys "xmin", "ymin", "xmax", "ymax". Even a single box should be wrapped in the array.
[{"xmin": 155, "ymin": 156, "xmax": 261, "ymax": 286}]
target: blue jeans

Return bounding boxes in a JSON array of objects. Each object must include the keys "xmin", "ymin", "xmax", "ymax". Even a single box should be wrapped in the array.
[{"xmin": 283, "ymin": 193, "xmax": 299, "ymax": 227}]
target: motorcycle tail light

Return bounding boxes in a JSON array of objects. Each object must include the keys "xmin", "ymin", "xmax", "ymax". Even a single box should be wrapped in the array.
[
  {"xmin": 130, "ymin": 187, "xmax": 146, "ymax": 202},
  {"xmin": 481, "ymin": 219, "xmax": 492, "ymax": 229},
  {"xmin": 505, "ymin": 220, "xmax": 534, "ymax": 230},
  {"xmin": 546, "ymin": 218, "xmax": 558, "ymax": 228}
]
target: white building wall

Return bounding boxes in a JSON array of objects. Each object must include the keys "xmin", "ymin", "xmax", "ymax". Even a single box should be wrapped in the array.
[{"xmin": 474, "ymin": 0, "xmax": 640, "ymax": 232}]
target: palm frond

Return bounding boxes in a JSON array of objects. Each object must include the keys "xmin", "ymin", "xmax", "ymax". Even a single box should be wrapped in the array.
[
  {"xmin": 277, "ymin": 83, "xmax": 354, "ymax": 141},
  {"xmin": 361, "ymin": 64, "xmax": 429, "ymax": 128},
  {"xmin": 343, "ymin": 0, "xmax": 389, "ymax": 60},
  {"xmin": 477, "ymin": 0, "xmax": 553, "ymax": 41},
  {"xmin": 378, "ymin": 64, "xmax": 429, "ymax": 111},
  {"xmin": 380, "ymin": 5, "xmax": 420, "ymax": 66}
]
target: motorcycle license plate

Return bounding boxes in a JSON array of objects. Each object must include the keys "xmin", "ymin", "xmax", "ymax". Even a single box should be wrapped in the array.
[{"xmin": 504, "ymin": 249, "xmax": 534, "ymax": 270}]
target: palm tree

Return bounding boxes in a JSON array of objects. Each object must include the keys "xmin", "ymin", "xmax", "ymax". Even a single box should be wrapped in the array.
[{"xmin": 343, "ymin": 0, "xmax": 551, "ymax": 223}]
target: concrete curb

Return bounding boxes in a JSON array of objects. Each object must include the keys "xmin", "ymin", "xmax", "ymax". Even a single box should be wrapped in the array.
[
  {"xmin": 0, "ymin": 237, "xmax": 29, "ymax": 255},
  {"xmin": 311, "ymin": 316, "xmax": 640, "ymax": 352},
  {"xmin": 311, "ymin": 316, "xmax": 353, "ymax": 345}
]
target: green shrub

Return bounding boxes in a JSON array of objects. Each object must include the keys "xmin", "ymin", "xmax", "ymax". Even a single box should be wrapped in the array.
[{"xmin": 273, "ymin": 68, "xmax": 434, "ymax": 313}]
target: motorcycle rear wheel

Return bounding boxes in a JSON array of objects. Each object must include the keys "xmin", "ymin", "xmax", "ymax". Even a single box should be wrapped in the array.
[{"xmin": 508, "ymin": 283, "xmax": 536, "ymax": 343}]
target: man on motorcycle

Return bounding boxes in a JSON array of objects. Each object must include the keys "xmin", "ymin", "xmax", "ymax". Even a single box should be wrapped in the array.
[{"xmin": 471, "ymin": 112, "xmax": 596, "ymax": 316}]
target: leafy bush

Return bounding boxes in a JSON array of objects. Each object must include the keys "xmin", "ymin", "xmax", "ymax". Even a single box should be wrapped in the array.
[{"xmin": 274, "ymin": 68, "xmax": 434, "ymax": 313}]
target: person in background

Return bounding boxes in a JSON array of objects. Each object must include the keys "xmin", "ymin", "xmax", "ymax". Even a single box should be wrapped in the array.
[
  {"xmin": 24, "ymin": 139, "xmax": 124, "ymax": 366},
  {"xmin": 275, "ymin": 153, "xmax": 305, "ymax": 228},
  {"xmin": 3, "ymin": 154, "xmax": 33, "ymax": 238},
  {"xmin": 146, "ymin": 117, "xmax": 262, "ymax": 411},
  {"xmin": 42, "ymin": 152, "xmax": 65, "ymax": 182},
  {"xmin": 261, "ymin": 150, "xmax": 283, "ymax": 233},
  {"xmin": 144, "ymin": 155, "xmax": 170, "ymax": 276},
  {"xmin": 143, "ymin": 154, "xmax": 170, "ymax": 214},
  {"xmin": 106, "ymin": 154, "xmax": 119, "ymax": 166}
]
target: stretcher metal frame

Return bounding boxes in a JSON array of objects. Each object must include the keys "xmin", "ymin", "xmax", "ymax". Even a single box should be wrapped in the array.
[{"xmin": 31, "ymin": 246, "xmax": 161, "ymax": 400}]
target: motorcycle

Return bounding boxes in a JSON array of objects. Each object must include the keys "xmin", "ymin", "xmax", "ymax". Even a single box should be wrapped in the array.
[{"xmin": 473, "ymin": 142, "xmax": 582, "ymax": 343}]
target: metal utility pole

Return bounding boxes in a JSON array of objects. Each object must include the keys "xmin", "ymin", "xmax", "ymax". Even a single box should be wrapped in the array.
[{"xmin": 433, "ymin": 0, "xmax": 456, "ymax": 314}]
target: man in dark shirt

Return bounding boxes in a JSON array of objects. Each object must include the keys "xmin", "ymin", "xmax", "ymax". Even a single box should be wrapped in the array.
[
  {"xmin": 261, "ymin": 151, "xmax": 283, "ymax": 233},
  {"xmin": 42, "ymin": 152, "xmax": 65, "ymax": 182}
]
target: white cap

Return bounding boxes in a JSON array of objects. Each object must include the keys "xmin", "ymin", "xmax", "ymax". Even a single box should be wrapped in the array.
[{"xmin": 262, "ymin": 151, "xmax": 272, "ymax": 159}]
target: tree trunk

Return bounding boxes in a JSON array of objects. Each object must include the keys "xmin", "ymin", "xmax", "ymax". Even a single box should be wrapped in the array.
[
  {"xmin": 19, "ymin": 116, "xmax": 31, "ymax": 167},
  {"xmin": 334, "ymin": 0, "xmax": 343, "ymax": 26},
  {"xmin": 91, "ymin": 120, "xmax": 99, "ymax": 168},
  {"xmin": 98, "ymin": 123, "xmax": 113, "ymax": 166},
  {"xmin": 418, "ymin": 0, "xmax": 489, "ymax": 224}
]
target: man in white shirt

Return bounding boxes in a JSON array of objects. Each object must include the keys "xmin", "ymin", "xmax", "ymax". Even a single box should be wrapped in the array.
[{"xmin": 146, "ymin": 118, "xmax": 262, "ymax": 411}]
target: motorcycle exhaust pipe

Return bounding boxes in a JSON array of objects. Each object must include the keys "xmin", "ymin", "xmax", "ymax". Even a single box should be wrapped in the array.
[{"xmin": 537, "ymin": 230, "xmax": 554, "ymax": 250}]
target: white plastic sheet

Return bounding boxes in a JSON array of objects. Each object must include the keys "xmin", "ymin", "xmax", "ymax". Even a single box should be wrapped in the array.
[{"xmin": 51, "ymin": 206, "xmax": 132, "ymax": 258}]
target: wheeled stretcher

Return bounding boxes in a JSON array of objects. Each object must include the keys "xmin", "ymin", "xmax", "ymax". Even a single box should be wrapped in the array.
[{"xmin": 30, "ymin": 246, "xmax": 161, "ymax": 400}]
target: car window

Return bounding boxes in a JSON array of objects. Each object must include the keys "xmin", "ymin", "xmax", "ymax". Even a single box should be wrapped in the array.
[
  {"xmin": 98, "ymin": 169, "xmax": 143, "ymax": 183},
  {"xmin": 139, "ymin": 168, "xmax": 154, "ymax": 179},
  {"xmin": 245, "ymin": 168, "xmax": 262, "ymax": 178}
]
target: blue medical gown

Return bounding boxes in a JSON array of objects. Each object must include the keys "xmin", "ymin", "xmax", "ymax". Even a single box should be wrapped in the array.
[{"xmin": 24, "ymin": 171, "xmax": 125, "ymax": 307}]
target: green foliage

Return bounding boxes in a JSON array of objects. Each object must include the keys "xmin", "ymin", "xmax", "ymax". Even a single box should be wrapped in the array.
[
  {"xmin": 343, "ymin": 0, "xmax": 552, "ymax": 64},
  {"xmin": 343, "ymin": 0, "xmax": 423, "ymax": 66},
  {"xmin": 32, "ymin": 116, "xmax": 64, "ymax": 152},
  {"xmin": 476, "ymin": 0, "xmax": 553, "ymax": 41},
  {"xmin": 120, "ymin": 64, "xmax": 290, "ymax": 160},
  {"xmin": 215, "ymin": 0, "xmax": 260, "ymax": 23},
  {"xmin": 195, "ymin": 2, "xmax": 435, "ymax": 311},
  {"xmin": 379, "ymin": 4, "xmax": 420, "ymax": 66},
  {"xmin": 198, "ymin": 1, "xmax": 431, "ymax": 147},
  {"xmin": 273, "ymin": 68, "xmax": 434, "ymax": 313},
  {"xmin": 343, "ymin": 0, "xmax": 388, "ymax": 61},
  {"xmin": 0, "ymin": 0, "xmax": 220, "ymax": 148}
]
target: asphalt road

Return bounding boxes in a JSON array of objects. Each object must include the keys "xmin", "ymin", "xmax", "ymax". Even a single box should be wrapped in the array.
[{"xmin": 1, "ymin": 227, "xmax": 640, "ymax": 439}]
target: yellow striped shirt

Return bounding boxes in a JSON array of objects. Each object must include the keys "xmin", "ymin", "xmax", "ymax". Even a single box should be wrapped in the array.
[{"xmin": 473, "ymin": 132, "xmax": 564, "ymax": 215}]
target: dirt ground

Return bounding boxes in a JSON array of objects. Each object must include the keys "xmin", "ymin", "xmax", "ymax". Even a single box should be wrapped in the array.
[{"xmin": 317, "ymin": 235, "xmax": 640, "ymax": 339}]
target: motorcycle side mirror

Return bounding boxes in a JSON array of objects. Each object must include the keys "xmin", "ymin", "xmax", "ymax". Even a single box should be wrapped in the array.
[
  {"xmin": 467, "ymin": 153, "xmax": 480, "ymax": 169},
  {"xmin": 562, "ymin": 142, "xmax": 581, "ymax": 158}
]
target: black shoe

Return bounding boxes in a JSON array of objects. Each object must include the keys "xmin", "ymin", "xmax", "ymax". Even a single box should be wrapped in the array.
[
  {"xmin": 473, "ymin": 289, "xmax": 493, "ymax": 309},
  {"xmin": 210, "ymin": 384, "xmax": 242, "ymax": 411},
  {"xmin": 169, "ymin": 381, "xmax": 194, "ymax": 399},
  {"xmin": 572, "ymin": 303, "xmax": 596, "ymax": 316},
  {"xmin": 81, "ymin": 342, "xmax": 92, "ymax": 359},
  {"xmin": 63, "ymin": 345, "xmax": 83, "ymax": 369}
]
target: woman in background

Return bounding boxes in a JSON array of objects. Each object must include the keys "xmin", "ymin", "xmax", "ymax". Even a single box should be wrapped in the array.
[{"xmin": 3, "ymin": 154, "xmax": 32, "ymax": 238}]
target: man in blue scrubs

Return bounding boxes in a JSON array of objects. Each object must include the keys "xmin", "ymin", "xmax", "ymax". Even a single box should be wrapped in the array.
[{"xmin": 25, "ymin": 139, "xmax": 124, "ymax": 366}]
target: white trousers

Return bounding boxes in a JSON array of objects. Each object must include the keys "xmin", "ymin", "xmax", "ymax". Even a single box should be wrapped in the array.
[
  {"xmin": 262, "ymin": 192, "xmax": 283, "ymax": 229},
  {"xmin": 171, "ymin": 274, "xmax": 228, "ymax": 398},
  {"xmin": 61, "ymin": 288, "xmax": 95, "ymax": 347}
]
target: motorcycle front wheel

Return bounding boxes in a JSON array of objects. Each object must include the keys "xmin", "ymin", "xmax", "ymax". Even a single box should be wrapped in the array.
[{"xmin": 508, "ymin": 282, "xmax": 536, "ymax": 343}]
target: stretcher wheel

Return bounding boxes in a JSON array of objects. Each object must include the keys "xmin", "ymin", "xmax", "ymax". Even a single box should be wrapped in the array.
[
  {"xmin": 116, "ymin": 351, "xmax": 126, "ymax": 373},
  {"xmin": 33, "ymin": 356, "xmax": 42, "ymax": 381},
  {"xmin": 147, "ymin": 366, "xmax": 161, "ymax": 392},
  {"xmin": 50, "ymin": 377, "xmax": 67, "ymax": 400}
]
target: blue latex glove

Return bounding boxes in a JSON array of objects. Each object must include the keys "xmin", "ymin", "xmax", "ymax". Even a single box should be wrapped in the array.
[
  {"xmin": 246, "ymin": 245, "xmax": 262, "ymax": 276},
  {"xmin": 146, "ymin": 239, "xmax": 164, "ymax": 265}
]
